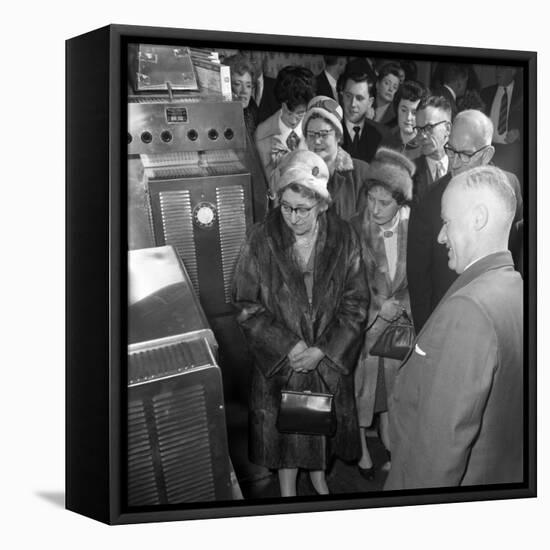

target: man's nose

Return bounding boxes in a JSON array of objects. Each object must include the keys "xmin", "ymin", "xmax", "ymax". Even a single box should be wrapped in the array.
[{"xmin": 437, "ymin": 225, "xmax": 446, "ymax": 244}]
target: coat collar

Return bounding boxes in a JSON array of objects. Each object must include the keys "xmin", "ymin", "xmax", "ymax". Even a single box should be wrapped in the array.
[{"xmin": 264, "ymin": 209, "xmax": 342, "ymax": 313}]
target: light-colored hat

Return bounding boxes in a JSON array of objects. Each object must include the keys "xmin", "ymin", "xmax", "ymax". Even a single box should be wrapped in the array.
[
  {"xmin": 275, "ymin": 149, "xmax": 330, "ymax": 200},
  {"xmin": 368, "ymin": 147, "xmax": 415, "ymax": 201},
  {"xmin": 302, "ymin": 95, "xmax": 344, "ymax": 136}
]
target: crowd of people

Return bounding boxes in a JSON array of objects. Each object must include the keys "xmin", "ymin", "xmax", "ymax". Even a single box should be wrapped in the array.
[{"xmin": 229, "ymin": 52, "xmax": 524, "ymax": 497}]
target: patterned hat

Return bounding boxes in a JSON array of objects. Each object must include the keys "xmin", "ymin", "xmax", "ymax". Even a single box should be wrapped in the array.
[
  {"xmin": 368, "ymin": 147, "xmax": 416, "ymax": 201},
  {"xmin": 302, "ymin": 95, "xmax": 344, "ymax": 136}
]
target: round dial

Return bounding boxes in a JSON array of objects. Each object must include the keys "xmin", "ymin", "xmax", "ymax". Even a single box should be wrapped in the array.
[{"xmin": 193, "ymin": 202, "xmax": 217, "ymax": 228}]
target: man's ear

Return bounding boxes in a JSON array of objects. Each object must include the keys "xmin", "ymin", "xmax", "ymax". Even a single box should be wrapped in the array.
[
  {"xmin": 473, "ymin": 203, "xmax": 489, "ymax": 231},
  {"xmin": 480, "ymin": 145, "xmax": 495, "ymax": 166}
]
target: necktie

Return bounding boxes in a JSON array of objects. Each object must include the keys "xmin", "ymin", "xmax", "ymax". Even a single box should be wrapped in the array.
[
  {"xmin": 352, "ymin": 126, "xmax": 361, "ymax": 153},
  {"xmin": 498, "ymin": 87, "xmax": 508, "ymax": 135},
  {"xmin": 435, "ymin": 161, "xmax": 445, "ymax": 182},
  {"xmin": 286, "ymin": 131, "xmax": 299, "ymax": 151}
]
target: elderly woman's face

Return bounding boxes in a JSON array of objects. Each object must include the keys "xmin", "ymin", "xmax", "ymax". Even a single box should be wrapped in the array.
[
  {"xmin": 367, "ymin": 185, "xmax": 400, "ymax": 227},
  {"xmin": 305, "ymin": 118, "xmax": 338, "ymax": 165},
  {"xmin": 280, "ymin": 187, "xmax": 322, "ymax": 236},
  {"xmin": 398, "ymin": 99, "xmax": 420, "ymax": 136},
  {"xmin": 231, "ymin": 72, "xmax": 253, "ymax": 108}
]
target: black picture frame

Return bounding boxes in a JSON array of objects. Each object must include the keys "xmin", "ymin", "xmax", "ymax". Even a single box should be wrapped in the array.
[{"xmin": 66, "ymin": 23, "xmax": 537, "ymax": 525}]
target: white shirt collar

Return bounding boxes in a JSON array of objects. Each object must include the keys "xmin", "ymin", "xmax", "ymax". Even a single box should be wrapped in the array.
[
  {"xmin": 425, "ymin": 155, "xmax": 449, "ymax": 178},
  {"xmin": 345, "ymin": 118, "xmax": 365, "ymax": 137},
  {"xmin": 443, "ymin": 83, "xmax": 457, "ymax": 101},
  {"xmin": 278, "ymin": 112, "xmax": 303, "ymax": 141}
]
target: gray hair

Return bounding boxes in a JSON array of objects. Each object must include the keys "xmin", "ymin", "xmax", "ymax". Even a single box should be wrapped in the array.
[
  {"xmin": 453, "ymin": 109, "xmax": 494, "ymax": 146},
  {"xmin": 453, "ymin": 165, "xmax": 516, "ymax": 225}
]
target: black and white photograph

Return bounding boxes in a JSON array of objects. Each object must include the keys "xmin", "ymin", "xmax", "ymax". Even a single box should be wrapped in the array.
[
  {"xmin": 7, "ymin": 0, "xmax": 548, "ymax": 547},
  {"xmin": 124, "ymin": 34, "xmax": 533, "ymax": 512}
]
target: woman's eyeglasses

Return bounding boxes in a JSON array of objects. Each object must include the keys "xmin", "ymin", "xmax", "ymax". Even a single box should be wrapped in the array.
[
  {"xmin": 444, "ymin": 144, "xmax": 490, "ymax": 162},
  {"xmin": 306, "ymin": 129, "xmax": 335, "ymax": 141},
  {"xmin": 280, "ymin": 202, "xmax": 318, "ymax": 217}
]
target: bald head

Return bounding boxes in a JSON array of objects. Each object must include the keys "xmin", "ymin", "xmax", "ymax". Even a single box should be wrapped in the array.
[
  {"xmin": 447, "ymin": 110, "xmax": 495, "ymax": 175},
  {"xmin": 438, "ymin": 166, "xmax": 516, "ymax": 273}
]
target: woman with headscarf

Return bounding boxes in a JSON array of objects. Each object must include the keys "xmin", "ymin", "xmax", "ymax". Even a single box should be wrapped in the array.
[
  {"xmin": 350, "ymin": 147, "xmax": 415, "ymax": 479},
  {"xmin": 233, "ymin": 149, "xmax": 369, "ymax": 497}
]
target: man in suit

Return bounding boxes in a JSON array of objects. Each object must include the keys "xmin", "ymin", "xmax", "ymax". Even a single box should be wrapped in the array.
[
  {"xmin": 244, "ymin": 50, "xmax": 280, "ymax": 125},
  {"xmin": 338, "ymin": 71, "xmax": 387, "ymax": 163},
  {"xmin": 315, "ymin": 55, "xmax": 347, "ymax": 100},
  {"xmin": 435, "ymin": 63, "xmax": 469, "ymax": 119},
  {"xmin": 480, "ymin": 66, "xmax": 523, "ymax": 186},
  {"xmin": 407, "ymin": 109, "xmax": 523, "ymax": 333},
  {"xmin": 385, "ymin": 165, "xmax": 523, "ymax": 490},
  {"xmin": 412, "ymin": 96, "xmax": 452, "ymax": 203}
]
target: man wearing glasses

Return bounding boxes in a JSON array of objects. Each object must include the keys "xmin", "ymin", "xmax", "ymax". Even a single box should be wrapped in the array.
[
  {"xmin": 412, "ymin": 96, "xmax": 452, "ymax": 202},
  {"xmin": 407, "ymin": 109, "xmax": 522, "ymax": 333}
]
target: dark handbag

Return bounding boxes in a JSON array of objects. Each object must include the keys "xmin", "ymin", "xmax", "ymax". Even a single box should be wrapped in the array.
[
  {"xmin": 276, "ymin": 370, "xmax": 336, "ymax": 437},
  {"xmin": 370, "ymin": 310, "xmax": 414, "ymax": 360}
]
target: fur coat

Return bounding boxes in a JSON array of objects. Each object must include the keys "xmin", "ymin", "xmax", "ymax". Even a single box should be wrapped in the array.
[
  {"xmin": 350, "ymin": 205, "xmax": 412, "ymax": 427},
  {"xmin": 232, "ymin": 209, "xmax": 369, "ymax": 469}
]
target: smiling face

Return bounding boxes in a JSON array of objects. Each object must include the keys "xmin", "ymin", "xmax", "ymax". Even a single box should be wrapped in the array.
[
  {"xmin": 367, "ymin": 185, "xmax": 400, "ymax": 227},
  {"xmin": 437, "ymin": 182, "xmax": 476, "ymax": 273},
  {"xmin": 231, "ymin": 71, "xmax": 253, "ymax": 108},
  {"xmin": 377, "ymin": 73, "xmax": 400, "ymax": 103},
  {"xmin": 341, "ymin": 79, "xmax": 373, "ymax": 124},
  {"xmin": 397, "ymin": 98, "xmax": 420, "ymax": 136},
  {"xmin": 305, "ymin": 117, "xmax": 339, "ymax": 165},
  {"xmin": 280, "ymin": 187, "xmax": 322, "ymax": 236}
]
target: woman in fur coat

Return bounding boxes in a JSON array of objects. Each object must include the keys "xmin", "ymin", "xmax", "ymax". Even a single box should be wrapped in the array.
[
  {"xmin": 233, "ymin": 149, "xmax": 369, "ymax": 497},
  {"xmin": 350, "ymin": 147, "xmax": 416, "ymax": 479}
]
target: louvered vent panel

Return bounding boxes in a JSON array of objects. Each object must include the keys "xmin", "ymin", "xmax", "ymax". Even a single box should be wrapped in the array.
[
  {"xmin": 128, "ymin": 339, "xmax": 213, "ymax": 383},
  {"xmin": 153, "ymin": 385, "xmax": 215, "ymax": 503},
  {"xmin": 158, "ymin": 190, "xmax": 199, "ymax": 294},
  {"xmin": 216, "ymin": 185, "xmax": 246, "ymax": 303},
  {"xmin": 127, "ymin": 399, "xmax": 160, "ymax": 506}
]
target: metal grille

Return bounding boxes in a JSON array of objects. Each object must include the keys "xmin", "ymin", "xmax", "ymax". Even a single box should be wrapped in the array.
[
  {"xmin": 158, "ymin": 190, "xmax": 199, "ymax": 294},
  {"xmin": 128, "ymin": 338, "xmax": 213, "ymax": 384},
  {"xmin": 127, "ymin": 399, "xmax": 160, "ymax": 506},
  {"xmin": 216, "ymin": 185, "xmax": 247, "ymax": 303},
  {"xmin": 153, "ymin": 385, "xmax": 215, "ymax": 503}
]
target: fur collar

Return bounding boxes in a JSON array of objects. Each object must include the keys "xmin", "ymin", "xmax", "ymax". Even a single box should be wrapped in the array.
[{"xmin": 334, "ymin": 146, "xmax": 355, "ymax": 173}]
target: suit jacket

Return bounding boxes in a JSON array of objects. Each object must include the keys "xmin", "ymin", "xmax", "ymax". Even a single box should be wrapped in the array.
[
  {"xmin": 257, "ymin": 75, "xmax": 279, "ymax": 125},
  {"xmin": 254, "ymin": 109, "xmax": 286, "ymax": 180},
  {"xmin": 342, "ymin": 118, "xmax": 387, "ymax": 164},
  {"xmin": 434, "ymin": 85, "xmax": 458, "ymax": 119},
  {"xmin": 385, "ymin": 251, "xmax": 523, "ymax": 490},
  {"xmin": 412, "ymin": 155, "xmax": 447, "ymax": 204},
  {"xmin": 407, "ymin": 168, "xmax": 523, "ymax": 333},
  {"xmin": 315, "ymin": 71, "xmax": 337, "ymax": 100}
]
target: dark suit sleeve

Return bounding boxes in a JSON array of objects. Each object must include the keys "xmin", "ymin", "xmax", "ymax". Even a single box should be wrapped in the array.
[
  {"xmin": 406, "ymin": 201, "xmax": 433, "ymax": 333},
  {"xmin": 404, "ymin": 296, "xmax": 498, "ymax": 488}
]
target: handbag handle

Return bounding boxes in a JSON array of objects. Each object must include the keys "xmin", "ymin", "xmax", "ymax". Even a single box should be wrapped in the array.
[{"xmin": 284, "ymin": 363, "xmax": 331, "ymax": 393}]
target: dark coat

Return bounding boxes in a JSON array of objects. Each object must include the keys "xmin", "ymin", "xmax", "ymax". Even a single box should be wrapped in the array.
[
  {"xmin": 412, "ymin": 155, "xmax": 447, "ymax": 205},
  {"xmin": 257, "ymin": 75, "xmax": 279, "ymax": 125},
  {"xmin": 350, "ymin": 206, "xmax": 412, "ymax": 426},
  {"xmin": 407, "ymin": 169, "xmax": 523, "ymax": 333},
  {"xmin": 385, "ymin": 252, "xmax": 523, "ymax": 489},
  {"xmin": 326, "ymin": 147, "xmax": 371, "ymax": 221},
  {"xmin": 315, "ymin": 71, "xmax": 337, "ymax": 100},
  {"xmin": 342, "ymin": 119, "xmax": 387, "ymax": 164},
  {"xmin": 232, "ymin": 209, "xmax": 369, "ymax": 469},
  {"xmin": 380, "ymin": 126, "xmax": 422, "ymax": 161}
]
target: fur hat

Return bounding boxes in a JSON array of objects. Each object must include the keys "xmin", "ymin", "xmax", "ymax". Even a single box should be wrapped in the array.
[
  {"xmin": 275, "ymin": 149, "xmax": 330, "ymax": 200},
  {"xmin": 368, "ymin": 147, "xmax": 416, "ymax": 201},
  {"xmin": 302, "ymin": 95, "xmax": 344, "ymax": 136}
]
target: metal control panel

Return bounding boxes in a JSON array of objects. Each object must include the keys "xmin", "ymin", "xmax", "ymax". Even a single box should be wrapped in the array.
[{"xmin": 128, "ymin": 100, "xmax": 246, "ymax": 155}]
